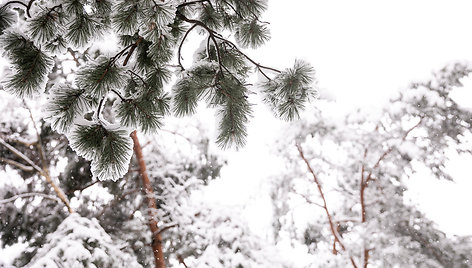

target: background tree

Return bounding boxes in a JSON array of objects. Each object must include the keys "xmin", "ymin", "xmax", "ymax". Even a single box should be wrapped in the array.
[
  {"xmin": 270, "ymin": 62, "xmax": 472, "ymax": 267},
  {"xmin": 0, "ymin": 92, "xmax": 288, "ymax": 267}
]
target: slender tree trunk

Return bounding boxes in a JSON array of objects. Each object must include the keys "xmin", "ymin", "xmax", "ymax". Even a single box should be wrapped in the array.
[{"xmin": 131, "ymin": 131, "xmax": 166, "ymax": 268}]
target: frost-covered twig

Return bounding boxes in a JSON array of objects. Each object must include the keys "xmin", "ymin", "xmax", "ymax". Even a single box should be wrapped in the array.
[{"xmin": 0, "ymin": 192, "xmax": 61, "ymax": 205}]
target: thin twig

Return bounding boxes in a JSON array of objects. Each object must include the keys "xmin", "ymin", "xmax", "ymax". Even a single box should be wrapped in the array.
[
  {"xmin": 0, "ymin": 137, "xmax": 43, "ymax": 173},
  {"xmin": 157, "ymin": 223, "xmax": 179, "ymax": 235},
  {"xmin": 67, "ymin": 180, "xmax": 100, "ymax": 195},
  {"xmin": 296, "ymin": 143, "xmax": 358, "ymax": 268},
  {"xmin": 176, "ymin": 11, "xmax": 225, "ymax": 76},
  {"xmin": 176, "ymin": 0, "xmax": 209, "ymax": 9},
  {"xmin": 177, "ymin": 24, "xmax": 198, "ymax": 70},
  {"xmin": 0, "ymin": 157, "xmax": 34, "ymax": 171},
  {"xmin": 24, "ymin": 102, "xmax": 73, "ymax": 213},
  {"xmin": 177, "ymin": 255, "xmax": 189, "ymax": 268},
  {"xmin": 365, "ymin": 117, "xmax": 424, "ymax": 183},
  {"xmin": 123, "ymin": 37, "xmax": 143, "ymax": 66},
  {"xmin": 0, "ymin": 192, "xmax": 61, "ymax": 205}
]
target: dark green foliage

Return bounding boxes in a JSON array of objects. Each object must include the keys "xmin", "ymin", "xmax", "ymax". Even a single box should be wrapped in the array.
[
  {"xmin": 173, "ymin": 63, "xmax": 218, "ymax": 116},
  {"xmin": 112, "ymin": 0, "xmax": 139, "ymax": 34},
  {"xmin": 141, "ymin": 2, "xmax": 175, "ymax": 36},
  {"xmin": 63, "ymin": 0, "xmax": 85, "ymax": 16},
  {"xmin": 262, "ymin": 60, "xmax": 316, "ymax": 121},
  {"xmin": 0, "ymin": 6, "xmax": 14, "ymax": 35},
  {"xmin": 216, "ymin": 95, "xmax": 252, "ymax": 149},
  {"xmin": 117, "ymin": 97, "xmax": 165, "ymax": 133},
  {"xmin": 145, "ymin": 66, "xmax": 171, "ymax": 95},
  {"xmin": 44, "ymin": 35, "xmax": 68, "ymax": 53},
  {"xmin": 27, "ymin": 9, "xmax": 65, "ymax": 44},
  {"xmin": 93, "ymin": 128, "xmax": 132, "ymax": 181},
  {"xmin": 230, "ymin": 0, "xmax": 268, "ymax": 18},
  {"xmin": 0, "ymin": 0, "xmax": 315, "ymax": 180},
  {"xmin": 45, "ymin": 85, "xmax": 92, "ymax": 134},
  {"xmin": 70, "ymin": 124, "xmax": 108, "ymax": 160},
  {"xmin": 91, "ymin": 0, "xmax": 113, "ymax": 15},
  {"xmin": 1, "ymin": 32, "xmax": 53, "ymax": 98},
  {"xmin": 70, "ymin": 124, "xmax": 132, "ymax": 181},
  {"xmin": 135, "ymin": 40, "xmax": 155, "ymax": 72},
  {"xmin": 66, "ymin": 13, "xmax": 100, "ymax": 47},
  {"xmin": 199, "ymin": 4, "xmax": 222, "ymax": 30},
  {"xmin": 76, "ymin": 56, "xmax": 125, "ymax": 98},
  {"xmin": 173, "ymin": 77, "xmax": 203, "ymax": 116},
  {"xmin": 235, "ymin": 20, "xmax": 270, "ymax": 49},
  {"xmin": 147, "ymin": 34, "xmax": 174, "ymax": 63}
]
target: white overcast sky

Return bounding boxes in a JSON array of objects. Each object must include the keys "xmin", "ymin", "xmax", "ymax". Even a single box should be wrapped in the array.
[{"xmin": 205, "ymin": 0, "xmax": 472, "ymax": 237}]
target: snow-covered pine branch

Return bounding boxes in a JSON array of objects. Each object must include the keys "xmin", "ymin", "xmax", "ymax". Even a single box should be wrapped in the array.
[{"xmin": 0, "ymin": 0, "xmax": 316, "ymax": 181}]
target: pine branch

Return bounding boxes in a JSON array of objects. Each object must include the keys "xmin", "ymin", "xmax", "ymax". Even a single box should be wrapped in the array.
[
  {"xmin": 122, "ymin": 36, "xmax": 143, "ymax": 66},
  {"xmin": 177, "ymin": 23, "xmax": 198, "ymax": 70},
  {"xmin": 176, "ymin": 0, "xmax": 210, "ymax": 9},
  {"xmin": 176, "ymin": 10, "xmax": 225, "ymax": 76},
  {"xmin": 215, "ymin": 36, "xmax": 281, "ymax": 79}
]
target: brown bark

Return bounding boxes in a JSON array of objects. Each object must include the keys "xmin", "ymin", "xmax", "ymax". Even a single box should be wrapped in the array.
[
  {"xmin": 131, "ymin": 131, "xmax": 166, "ymax": 268},
  {"xmin": 360, "ymin": 149, "xmax": 369, "ymax": 268},
  {"xmin": 296, "ymin": 143, "xmax": 358, "ymax": 268},
  {"xmin": 360, "ymin": 166, "xmax": 369, "ymax": 268}
]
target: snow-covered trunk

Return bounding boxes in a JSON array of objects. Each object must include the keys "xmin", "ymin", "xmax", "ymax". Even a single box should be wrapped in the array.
[{"xmin": 131, "ymin": 131, "xmax": 166, "ymax": 268}]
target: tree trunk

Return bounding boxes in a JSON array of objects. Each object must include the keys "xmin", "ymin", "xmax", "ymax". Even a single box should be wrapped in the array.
[{"xmin": 131, "ymin": 131, "xmax": 166, "ymax": 268}]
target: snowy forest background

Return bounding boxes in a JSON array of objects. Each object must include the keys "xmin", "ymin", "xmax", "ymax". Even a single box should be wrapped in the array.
[{"xmin": 1, "ymin": 0, "xmax": 472, "ymax": 267}]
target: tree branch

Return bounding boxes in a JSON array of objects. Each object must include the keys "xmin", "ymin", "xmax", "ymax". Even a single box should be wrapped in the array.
[
  {"xmin": 176, "ymin": 11, "xmax": 225, "ymax": 76},
  {"xmin": 296, "ymin": 143, "xmax": 358, "ymax": 268},
  {"xmin": 24, "ymin": 102, "xmax": 73, "ymax": 213},
  {"xmin": 177, "ymin": 23, "xmax": 198, "ymax": 71},
  {"xmin": 366, "ymin": 117, "xmax": 423, "ymax": 183},
  {"xmin": 157, "ymin": 223, "xmax": 179, "ymax": 235},
  {"xmin": 0, "ymin": 137, "xmax": 43, "ymax": 174},
  {"xmin": 176, "ymin": 0, "xmax": 209, "ymax": 9},
  {"xmin": 0, "ymin": 192, "xmax": 61, "ymax": 205},
  {"xmin": 0, "ymin": 157, "xmax": 34, "ymax": 172}
]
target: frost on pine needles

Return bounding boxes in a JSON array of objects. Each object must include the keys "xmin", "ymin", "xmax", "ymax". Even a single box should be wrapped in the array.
[{"xmin": 0, "ymin": 0, "xmax": 316, "ymax": 180}]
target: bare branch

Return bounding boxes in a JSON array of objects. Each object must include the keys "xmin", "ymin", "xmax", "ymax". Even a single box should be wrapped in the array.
[
  {"xmin": 0, "ymin": 192, "xmax": 61, "ymax": 205},
  {"xmin": 296, "ymin": 143, "xmax": 358, "ymax": 268},
  {"xmin": 23, "ymin": 102, "xmax": 74, "ymax": 213},
  {"xmin": 157, "ymin": 223, "xmax": 179, "ymax": 235},
  {"xmin": 0, "ymin": 157, "xmax": 35, "ymax": 172},
  {"xmin": 0, "ymin": 137, "xmax": 43, "ymax": 173}
]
